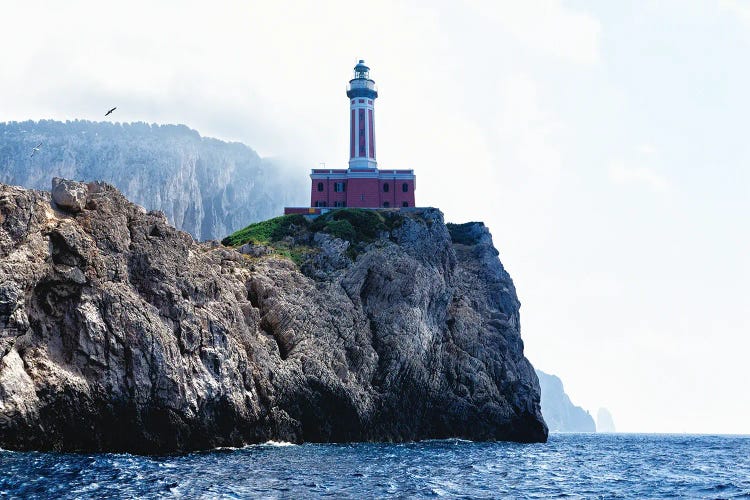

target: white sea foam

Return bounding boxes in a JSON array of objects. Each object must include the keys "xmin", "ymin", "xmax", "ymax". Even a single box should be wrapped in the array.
[
  {"xmin": 421, "ymin": 438, "xmax": 474, "ymax": 444},
  {"xmin": 261, "ymin": 440, "xmax": 297, "ymax": 447},
  {"xmin": 212, "ymin": 440, "xmax": 297, "ymax": 451},
  {"xmin": 212, "ymin": 446, "xmax": 243, "ymax": 451}
]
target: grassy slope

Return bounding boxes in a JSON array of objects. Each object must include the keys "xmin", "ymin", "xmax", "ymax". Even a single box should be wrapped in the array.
[{"xmin": 221, "ymin": 209, "xmax": 406, "ymax": 263}]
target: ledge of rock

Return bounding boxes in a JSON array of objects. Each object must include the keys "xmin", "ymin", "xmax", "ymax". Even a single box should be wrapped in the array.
[
  {"xmin": 51, "ymin": 177, "xmax": 89, "ymax": 213},
  {"xmin": 0, "ymin": 179, "xmax": 547, "ymax": 453}
]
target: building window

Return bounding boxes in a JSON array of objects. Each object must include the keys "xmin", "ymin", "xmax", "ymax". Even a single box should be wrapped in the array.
[
  {"xmin": 383, "ymin": 183, "xmax": 389, "ymax": 192},
  {"xmin": 315, "ymin": 201, "xmax": 328, "ymax": 207},
  {"xmin": 402, "ymin": 183, "xmax": 409, "ymax": 192},
  {"xmin": 360, "ymin": 194, "xmax": 365, "ymax": 201},
  {"xmin": 317, "ymin": 182, "xmax": 324, "ymax": 192},
  {"xmin": 358, "ymin": 99, "xmax": 364, "ymax": 103},
  {"xmin": 383, "ymin": 201, "xmax": 390, "ymax": 208},
  {"xmin": 334, "ymin": 201, "xmax": 346, "ymax": 207},
  {"xmin": 402, "ymin": 201, "xmax": 409, "ymax": 207},
  {"xmin": 334, "ymin": 182, "xmax": 346, "ymax": 192}
]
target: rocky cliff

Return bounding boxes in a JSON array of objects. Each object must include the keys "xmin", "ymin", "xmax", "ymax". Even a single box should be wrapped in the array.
[
  {"xmin": 0, "ymin": 120, "xmax": 306, "ymax": 240},
  {"xmin": 597, "ymin": 408, "xmax": 616, "ymax": 433},
  {"xmin": 535, "ymin": 369, "xmax": 595, "ymax": 433},
  {"xmin": 0, "ymin": 179, "xmax": 546, "ymax": 453}
]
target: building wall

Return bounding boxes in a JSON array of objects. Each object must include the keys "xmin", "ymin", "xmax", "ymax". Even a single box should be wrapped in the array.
[
  {"xmin": 310, "ymin": 171, "xmax": 416, "ymax": 208},
  {"xmin": 346, "ymin": 177, "xmax": 380, "ymax": 208},
  {"xmin": 310, "ymin": 177, "xmax": 347, "ymax": 207},
  {"xmin": 377, "ymin": 178, "xmax": 415, "ymax": 207}
]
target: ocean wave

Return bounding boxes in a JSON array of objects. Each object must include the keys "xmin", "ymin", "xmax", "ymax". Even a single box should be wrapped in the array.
[
  {"xmin": 1, "ymin": 435, "xmax": 747, "ymax": 498},
  {"xmin": 211, "ymin": 440, "xmax": 298, "ymax": 452},
  {"xmin": 420, "ymin": 438, "xmax": 475, "ymax": 444},
  {"xmin": 260, "ymin": 440, "xmax": 297, "ymax": 447}
]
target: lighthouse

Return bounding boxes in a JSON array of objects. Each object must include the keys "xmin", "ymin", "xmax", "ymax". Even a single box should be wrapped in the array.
[
  {"xmin": 284, "ymin": 60, "xmax": 416, "ymax": 214},
  {"xmin": 347, "ymin": 60, "xmax": 378, "ymax": 170}
]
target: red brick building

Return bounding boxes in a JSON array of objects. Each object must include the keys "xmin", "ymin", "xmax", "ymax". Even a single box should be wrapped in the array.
[{"xmin": 285, "ymin": 61, "xmax": 416, "ymax": 215}]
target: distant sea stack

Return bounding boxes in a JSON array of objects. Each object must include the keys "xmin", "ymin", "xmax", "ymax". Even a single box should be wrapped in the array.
[
  {"xmin": 535, "ymin": 370, "xmax": 595, "ymax": 432},
  {"xmin": 0, "ymin": 179, "xmax": 547, "ymax": 453},
  {"xmin": 597, "ymin": 408, "xmax": 616, "ymax": 433},
  {"xmin": 0, "ymin": 120, "xmax": 306, "ymax": 241}
]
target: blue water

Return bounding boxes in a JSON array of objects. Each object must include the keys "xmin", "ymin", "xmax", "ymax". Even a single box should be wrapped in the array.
[{"xmin": 1, "ymin": 434, "xmax": 748, "ymax": 498}]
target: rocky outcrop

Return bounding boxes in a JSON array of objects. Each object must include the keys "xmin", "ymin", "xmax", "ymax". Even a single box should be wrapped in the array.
[
  {"xmin": 0, "ymin": 120, "xmax": 306, "ymax": 240},
  {"xmin": 597, "ymin": 408, "xmax": 616, "ymax": 432},
  {"xmin": 535, "ymin": 369, "xmax": 595, "ymax": 432},
  {"xmin": 0, "ymin": 179, "xmax": 547, "ymax": 453},
  {"xmin": 51, "ymin": 177, "xmax": 88, "ymax": 213}
]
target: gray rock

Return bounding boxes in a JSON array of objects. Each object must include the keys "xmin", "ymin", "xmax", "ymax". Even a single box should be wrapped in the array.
[
  {"xmin": 0, "ymin": 120, "xmax": 307, "ymax": 240},
  {"xmin": 238, "ymin": 243, "xmax": 274, "ymax": 257},
  {"xmin": 51, "ymin": 178, "xmax": 88, "ymax": 213},
  {"xmin": 0, "ymin": 179, "xmax": 547, "ymax": 453},
  {"xmin": 302, "ymin": 232, "xmax": 350, "ymax": 279}
]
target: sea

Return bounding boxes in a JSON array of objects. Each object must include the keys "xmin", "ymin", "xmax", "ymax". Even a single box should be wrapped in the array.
[{"xmin": 1, "ymin": 433, "xmax": 748, "ymax": 498}]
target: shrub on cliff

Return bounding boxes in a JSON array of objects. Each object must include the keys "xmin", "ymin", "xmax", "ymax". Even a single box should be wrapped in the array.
[
  {"xmin": 311, "ymin": 209, "xmax": 401, "ymax": 244},
  {"xmin": 323, "ymin": 219, "xmax": 356, "ymax": 241},
  {"xmin": 222, "ymin": 214, "xmax": 309, "ymax": 246}
]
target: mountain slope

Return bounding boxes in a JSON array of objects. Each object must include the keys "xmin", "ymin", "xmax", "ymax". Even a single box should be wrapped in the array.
[
  {"xmin": 536, "ymin": 369, "xmax": 595, "ymax": 432},
  {"xmin": 0, "ymin": 120, "xmax": 306, "ymax": 240}
]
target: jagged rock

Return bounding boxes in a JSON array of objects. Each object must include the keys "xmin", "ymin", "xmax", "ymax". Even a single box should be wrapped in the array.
[
  {"xmin": 0, "ymin": 179, "xmax": 547, "ymax": 453},
  {"xmin": 51, "ymin": 178, "xmax": 88, "ymax": 213},
  {"xmin": 238, "ymin": 243, "xmax": 274, "ymax": 257},
  {"xmin": 302, "ymin": 232, "xmax": 351, "ymax": 279}
]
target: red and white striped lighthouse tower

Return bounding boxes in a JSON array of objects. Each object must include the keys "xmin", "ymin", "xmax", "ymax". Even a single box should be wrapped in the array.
[{"xmin": 347, "ymin": 60, "xmax": 378, "ymax": 171}]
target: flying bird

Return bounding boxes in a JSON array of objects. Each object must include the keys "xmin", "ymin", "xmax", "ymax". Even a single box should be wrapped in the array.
[
  {"xmin": 30, "ymin": 142, "xmax": 42, "ymax": 158},
  {"xmin": 105, "ymin": 107, "xmax": 117, "ymax": 117}
]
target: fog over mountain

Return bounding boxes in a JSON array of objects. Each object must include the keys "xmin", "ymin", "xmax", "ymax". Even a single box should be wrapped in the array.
[
  {"xmin": 597, "ymin": 408, "xmax": 616, "ymax": 433},
  {"xmin": 0, "ymin": 120, "xmax": 307, "ymax": 240}
]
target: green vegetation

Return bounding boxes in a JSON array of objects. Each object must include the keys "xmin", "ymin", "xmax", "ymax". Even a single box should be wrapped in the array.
[
  {"xmin": 273, "ymin": 245, "xmax": 314, "ymax": 267},
  {"xmin": 221, "ymin": 214, "xmax": 309, "ymax": 246},
  {"xmin": 322, "ymin": 219, "xmax": 356, "ymax": 241},
  {"xmin": 222, "ymin": 208, "xmax": 408, "ymax": 264},
  {"xmin": 221, "ymin": 214, "xmax": 313, "ymax": 266},
  {"xmin": 311, "ymin": 209, "xmax": 402, "ymax": 244},
  {"xmin": 447, "ymin": 222, "xmax": 481, "ymax": 245}
]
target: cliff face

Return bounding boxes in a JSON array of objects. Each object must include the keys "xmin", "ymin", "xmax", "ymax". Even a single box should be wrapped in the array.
[
  {"xmin": 597, "ymin": 408, "xmax": 616, "ymax": 433},
  {"xmin": 0, "ymin": 179, "xmax": 546, "ymax": 453},
  {"xmin": 535, "ymin": 369, "xmax": 595, "ymax": 433},
  {"xmin": 0, "ymin": 120, "xmax": 306, "ymax": 241}
]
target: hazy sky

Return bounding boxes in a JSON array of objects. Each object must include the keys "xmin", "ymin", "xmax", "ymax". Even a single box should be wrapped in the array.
[{"xmin": 2, "ymin": 0, "xmax": 748, "ymax": 434}]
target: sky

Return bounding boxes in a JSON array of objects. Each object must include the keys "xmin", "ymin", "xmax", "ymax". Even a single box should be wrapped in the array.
[{"xmin": 1, "ymin": 0, "xmax": 748, "ymax": 434}]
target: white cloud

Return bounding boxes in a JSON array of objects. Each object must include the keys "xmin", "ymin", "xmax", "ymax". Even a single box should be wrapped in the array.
[
  {"xmin": 495, "ymin": 74, "xmax": 564, "ymax": 182},
  {"xmin": 720, "ymin": 0, "xmax": 750, "ymax": 25},
  {"xmin": 466, "ymin": 0, "xmax": 602, "ymax": 64},
  {"xmin": 608, "ymin": 159, "xmax": 670, "ymax": 192}
]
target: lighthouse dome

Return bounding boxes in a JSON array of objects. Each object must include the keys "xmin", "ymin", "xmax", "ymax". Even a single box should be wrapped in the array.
[
  {"xmin": 347, "ymin": 59, "xmax": 378, "ymax": 99},
  {"xmin": 353, "ymin": 60, "xmax": 370, "ymax": 79}
]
